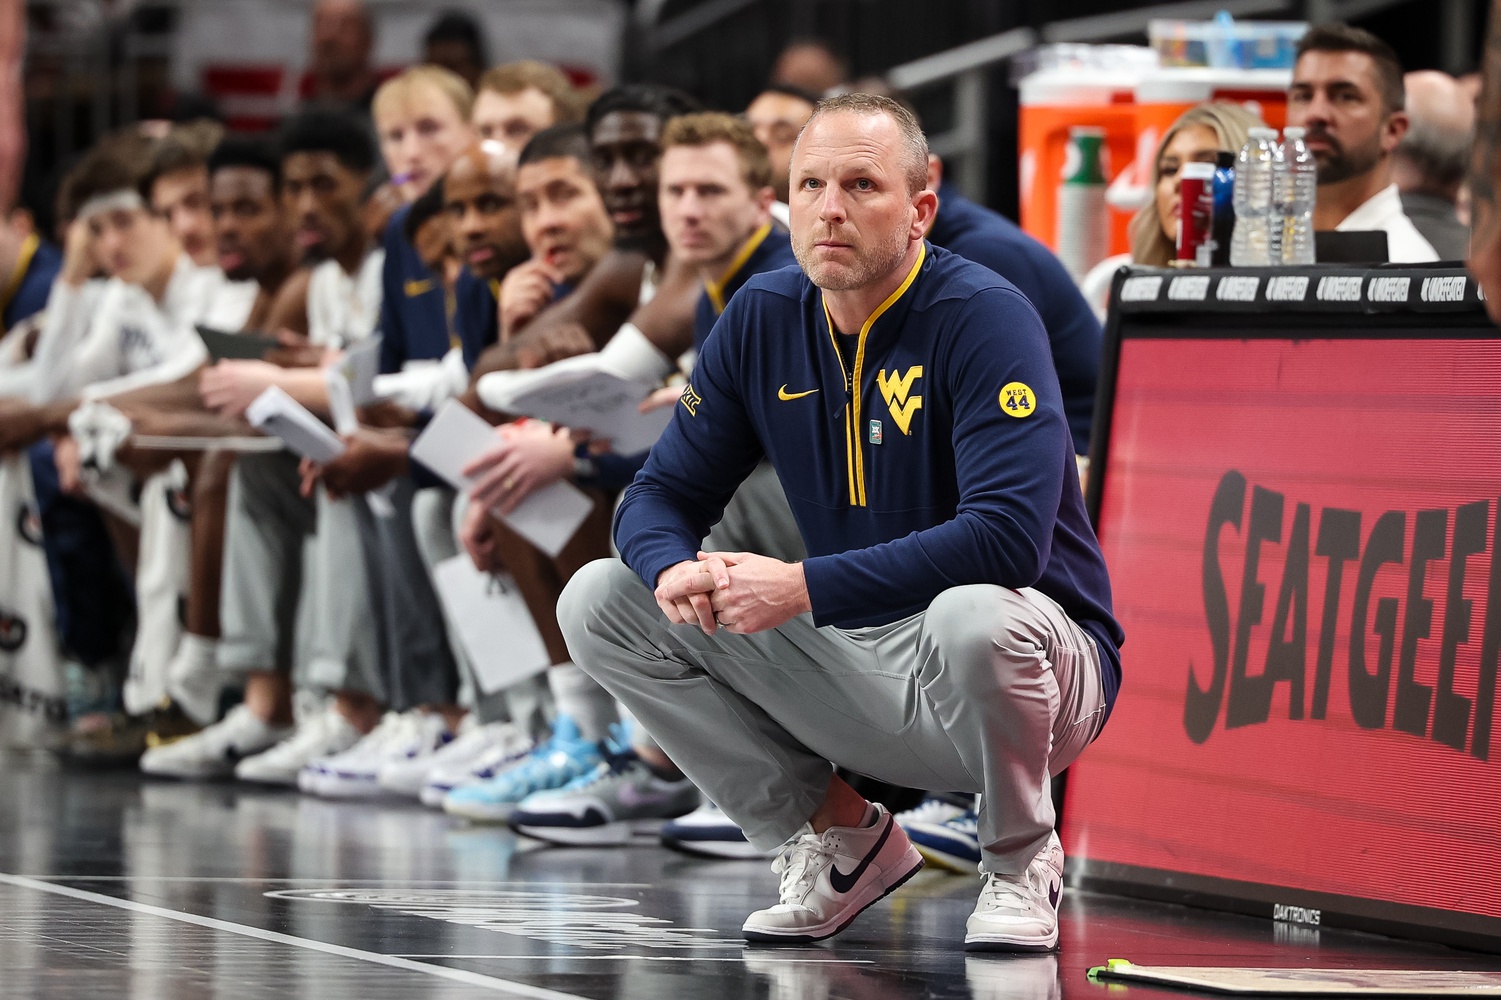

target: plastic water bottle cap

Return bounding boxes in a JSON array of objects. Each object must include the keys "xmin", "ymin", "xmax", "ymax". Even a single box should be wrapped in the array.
[
  {"xmin": 1249, "ymin": 127, "xmax": 1278, "ymax": 139},
  {"xmin": 1181, "ymin": 162, "xmax": 1216, "ymax": 180},
  {"xmin": 1283, "ymin": 126, "xmax": 1306, "ymax": 140}
]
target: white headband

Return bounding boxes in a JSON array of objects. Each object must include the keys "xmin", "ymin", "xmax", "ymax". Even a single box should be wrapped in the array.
[{"xmin": 77, "ymin": 189, "xmax": 145, "ymax": 221}]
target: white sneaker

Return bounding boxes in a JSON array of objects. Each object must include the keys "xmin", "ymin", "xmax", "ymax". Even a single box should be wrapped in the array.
[
  {"xmin": 661, "ymin": 802, "xmax": 768, "ymax": 859},
  {"xmin": 965, "ymin": 830, "xmax": 1064, "ymax": 952},
  {"xmin": 741, "ymin": 803, "xmax": 924, "ymax": 944},
  {"xmin": 300, "ymin": 711, "xmax": 452, "ymax": 799},
  {"xmin": 139, "ymin": 705, "xmax": 291, "ymax": 780},
  {"xmin": 418, "ymin": 722, "xmax": 535, "ymax": 807},
  {"xmin": 234, "ymin": 706, "xmax": 362, "ymax": 786},
  {"xmin": 894, "ymin": 794, "xmax": 969, "ymax": 830}
]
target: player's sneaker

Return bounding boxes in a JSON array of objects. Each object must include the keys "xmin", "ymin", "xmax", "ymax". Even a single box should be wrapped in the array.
[
  {"xmin": 661, "ymin": 802, "xmax": 767, "ymax": 859},
  {"xmin": 299, "ymin": 711, "xmax": 452, "ymax": 799},
  {"xmin": 378, "ymin": 717, "xmax": 519, "ymax": 799},
  {"xmin": 741, "ymin": 803, "xmax": 924, "ymax": 944},
  {"xmin": 442, "ymin": 715, "xmax": 601, "ymax": 823},
  {"xmin": 419, "ymin": 723, "xmax": 536, "ymax": 807},
  {"xmin": 234, "ymin": 705, "xmax": 362, "ymax": 786},
  {"xmin": 139, "ymin": 705, "xmax": 292, "ymax": 780},
  {"xmin": 965, "ymin": 830, "xmax": 1064, "ymax": 952},
  {"xmin": 509, "ymin": 745, "xmax": 700, "ymax": 845},
  {"xmin": 895, "ymin": 793, "xmax": 969, "ymax": 831},
  {"xmin": 905, "ymin": 804, "xmax": 982, "ymax": 874}
]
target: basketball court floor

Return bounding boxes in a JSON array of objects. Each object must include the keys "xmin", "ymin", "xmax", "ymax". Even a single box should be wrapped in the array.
[{"xmin": 2, "ymin": 749, "xmax": 1497, "ymax": 999}]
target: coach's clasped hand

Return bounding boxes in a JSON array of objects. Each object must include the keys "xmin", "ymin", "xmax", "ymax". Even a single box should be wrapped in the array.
[{"xmin": 653, "ymin": 551, "xmax": 810, "ymax": 636}]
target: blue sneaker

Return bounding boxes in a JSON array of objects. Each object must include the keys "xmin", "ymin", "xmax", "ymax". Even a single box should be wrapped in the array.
[
  {"xmin": 904, "ymin": 803, "xmax": 982, "ymax": 874},
  {"xmin": 510, "ymin": 736, "xmax": 700, "ymax": 846},
  {"xmin": 442, "ymin": 716, "xmax": 602, "ymax": 823}
]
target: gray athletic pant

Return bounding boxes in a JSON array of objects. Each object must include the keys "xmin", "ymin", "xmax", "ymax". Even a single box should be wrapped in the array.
[
  {"xmin": 559, "ymin": 559, "xmax": 1107, "ymax": 874},
  {"xmin": 218, "ymin": 451, "xmax": 384, "ymax": 699}
]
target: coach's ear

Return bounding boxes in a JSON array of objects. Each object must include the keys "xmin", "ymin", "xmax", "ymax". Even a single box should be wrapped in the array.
[{"xmin": 910, "ymin": 186, "xmax": 939, "ymax": 242}]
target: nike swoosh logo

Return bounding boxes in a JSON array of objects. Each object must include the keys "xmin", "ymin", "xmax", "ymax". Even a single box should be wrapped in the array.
[
  {"xmin": 1048, "ymin": 880, "xmax": 1061, "ymax": 908},
  {"xmin": 828, "ymin": 815, "xmax": 894, "ymax": 894},
  {"xmin": 778, "ymin": 385, "xmax": 819, "ymax": 401}
]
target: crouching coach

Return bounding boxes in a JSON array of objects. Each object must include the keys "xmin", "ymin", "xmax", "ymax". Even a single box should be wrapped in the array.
[{"xmin": 558, "ymin": 94, "xmax": 1123, "ymax": 952}]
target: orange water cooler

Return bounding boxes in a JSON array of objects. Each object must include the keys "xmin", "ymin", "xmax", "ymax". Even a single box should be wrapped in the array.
[{"xmin": 1020, "ymin": 61, "xmax": 1292, "ymax": 261}]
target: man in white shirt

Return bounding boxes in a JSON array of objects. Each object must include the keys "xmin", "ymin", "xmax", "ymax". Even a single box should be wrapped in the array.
[{"xmin": 1286, "ymin": 23, "xmax": 1438, "ymax": 263}]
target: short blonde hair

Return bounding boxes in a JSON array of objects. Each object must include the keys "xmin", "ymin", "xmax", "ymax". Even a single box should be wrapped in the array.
[
  {"xmin": 477, "ymin": 60, "xmax": 581, "ymax": 124},
  {"xmin": 662, "ymin": 112, "xmax": 773, "ymax": 190},
  {"xmin": 374, "ymin": 65, "xmax": 474, "ymax": 126},
  {"xmin": 1129, "ymin": 101, "xmax": 1265, "ymax": 266}
]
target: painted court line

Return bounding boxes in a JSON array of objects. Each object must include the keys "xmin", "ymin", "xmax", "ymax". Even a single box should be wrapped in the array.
[
  {"xmin": 395, "ymin": 954, "xmax": 874, "ymax": 964},
  {"xmin": 0, "ymin": 872, "xmax": 589, "ymax": 1000}
]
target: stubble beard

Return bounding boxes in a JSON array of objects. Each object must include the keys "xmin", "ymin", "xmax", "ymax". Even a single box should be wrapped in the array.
[{"xmin": 794, "ymin": 223, "xmax": 910, "ymax": 292}]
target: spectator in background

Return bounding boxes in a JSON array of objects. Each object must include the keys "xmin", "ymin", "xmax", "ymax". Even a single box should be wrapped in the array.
[
  {"xmin": 473, "ymin": 61, "xmax": 581, "ymax": 155},
  {"xmin": 744, "ymin": 83, "xmax": 818, "ymax": 204},
  {"xmin": 144, "ymin": 120, "xmax": 225, "ymax": 268},
  {"xmin": 769, "ymin": 38, "xmax": 848, "ymax": 94},
  {"xmin": 422, "ymin": 11, "xmax": 487, "ymax": 91},
  {"xmin": 1394, "ymin": 70, "xmax": 1474, "ymax": 260},
  {"xmin": 1468, "ymin": 0, "xmax": 1501, "ymax": 322},
  {"xmin": 1286, "ymin": 24, "xmax": 1437, "ymax": 262},
  {"xmin": 1129, "ymin": 102, "xmax": 1264, "ymax": 267},
  {"xmin": 306, "ymin": 0, "xmax": 379, "ymax": 114}
]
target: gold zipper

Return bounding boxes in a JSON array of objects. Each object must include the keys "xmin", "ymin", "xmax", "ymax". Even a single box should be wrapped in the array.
[{"xmin": 819, "ymin": 244, "xmax": 926, "ymax": 508}]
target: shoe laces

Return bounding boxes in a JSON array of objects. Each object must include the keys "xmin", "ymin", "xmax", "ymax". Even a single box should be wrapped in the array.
[
  {"xmin": 771, "ymin": 833, "xmax": 837, "ymax": 905},
  {"xmin": 978, "ymin": 869, "xmax": 1038, "ymax": 914}
]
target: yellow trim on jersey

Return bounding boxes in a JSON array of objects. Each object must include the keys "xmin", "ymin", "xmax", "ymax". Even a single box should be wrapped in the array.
[
  {"xmin": 704, "ymin": 222, "xmax": 773, "ymax": 315},
  {"xmin": 0, "ymin": 234, "xmax": 39, "ymax": 325},
  {"xmin": 818, "ymin": 243, "xmax": 926, "ymax": 507}
]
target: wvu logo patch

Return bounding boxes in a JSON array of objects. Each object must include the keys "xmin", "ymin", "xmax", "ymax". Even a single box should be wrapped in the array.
[
  {"xmin": 876, "ymin": 366, "xmax": 923, "ymax": 435},
  {"xmin": 680, "ymin": 383, "xmax": 703, "ymax": 417},
  {"xmin": 404, "ymin": 278, "xmax": 434, "ymax": 297},
  {"xmin": 999, "ymin": 382, "xmax": 1036, "ymax": 418}
]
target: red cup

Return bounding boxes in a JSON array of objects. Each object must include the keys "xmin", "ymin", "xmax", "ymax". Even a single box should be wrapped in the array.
[{"xmin": 1176, "ymin": 162, "xmax": 1216, "ymax": 266}]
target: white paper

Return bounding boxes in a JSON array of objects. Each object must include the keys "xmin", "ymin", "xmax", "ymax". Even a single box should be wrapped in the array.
[
  {"xmin": 245, "ymin": 385, "xmax": 346, "ymax": 464},
  {"xmin": 476, "ymin": 352, "xmax": 672, "ymax": 454},
  {"xmin": 409, "ymin": 399, "xmax": 594, "ymax": 559},
  {"xmin": 431, "ymin": 559, "xmax": 552, "ymax": 694},
  {"xmin": 325, "ymin": 336, "xmax": 382, "ymax": 434}
]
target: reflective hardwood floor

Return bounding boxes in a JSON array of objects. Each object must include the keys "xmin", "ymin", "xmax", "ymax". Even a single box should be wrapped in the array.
[{"xmin": 1, "ymin": 749, "xmax": 1496, "ymax": 999}]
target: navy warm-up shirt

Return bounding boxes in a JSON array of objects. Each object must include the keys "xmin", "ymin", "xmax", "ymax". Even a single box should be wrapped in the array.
[
  {"xmin": 691, "ymin": 221, "xmax": 798, "ymax": 354},
  {"xmin": 378, "ymin": 205, "xmax": 452, "ymax": 375},
  {"xmin": 3, "ymin": 236, "xmax": 61, "ymax": 330},
  {"xmin": 452, "ymin": 268, "xmax": 499, "ymax": 370},
  {"xmin": 928, "ymin": 181, "xmax": 1101, "ymax": 454},
  {"xmin": 616, "ymin": 242, "xmax": 1122, "ymax": 710}
]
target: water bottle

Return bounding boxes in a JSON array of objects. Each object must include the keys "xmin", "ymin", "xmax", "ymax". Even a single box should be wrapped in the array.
[
  {"xmin": 1056, "ymin": 126, "xmax": 1110, "ymax": 282},
  {"xmin": 1230, "ymin": 127, "xmax": 1278, "ymax": 266},
  {"xmin": 1267, "ymin": 132, "xmax": 1286, "ymax": 264},
  {"xmin": 1279, "ymin": 126, "xmax": 1317, "ymax": 265}
]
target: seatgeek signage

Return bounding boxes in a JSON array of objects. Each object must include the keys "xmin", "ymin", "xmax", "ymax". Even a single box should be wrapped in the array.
[{"xmin": 1064, "ymin": 266, "xmax": 1501, "ymax": 946}]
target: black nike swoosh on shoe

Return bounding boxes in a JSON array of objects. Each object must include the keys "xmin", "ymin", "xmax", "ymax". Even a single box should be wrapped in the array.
[
  {"xmin": 1048, "ymin": 880, "xmax": 1061, "ymax": 908},
  {"xmin": 828, "ymin": 815, "xmax": 894, "ymax": 895}
]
